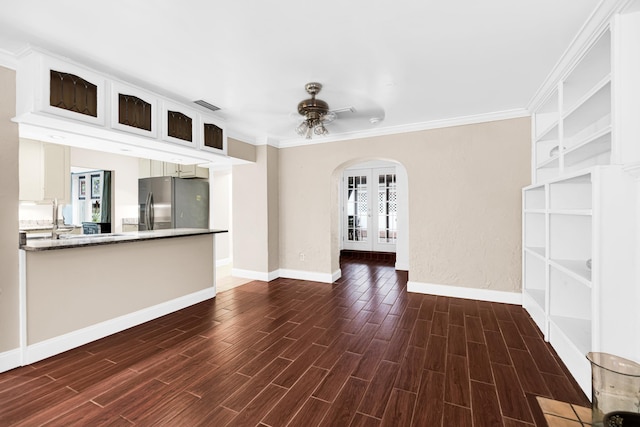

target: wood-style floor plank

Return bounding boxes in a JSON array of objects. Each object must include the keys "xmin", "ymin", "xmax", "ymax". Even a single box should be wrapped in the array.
[{"xmin": 0, "ymin": 256, "xmax": 588, "ymax": 427}]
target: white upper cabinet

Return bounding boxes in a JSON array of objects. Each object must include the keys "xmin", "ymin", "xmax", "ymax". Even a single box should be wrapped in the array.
[
  {"xmin": 19, "ymin": 139, "xmax": 70, "ymax": 203},
  {"xmin": 161, "ymin": 101, "xmax": 198, "ymax": 148},
  {"xmin": 17, "ymin": 53, "xmax": 106, "ymax": 127},
  {"xmin": 199, "ymin": 114, "xmax": 226, "ymax": 156},
  {"xmin": 110, "ymin": 82, "xmax": 158, "ymax": 139},
  {"xmin": 14, "ymin": 49, "xmax": 227, "ymax": 164}
]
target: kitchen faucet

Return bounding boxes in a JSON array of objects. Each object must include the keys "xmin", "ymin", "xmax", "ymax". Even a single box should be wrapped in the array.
[{"xmin": 51, "ymin": 198, "xmax": 60, "ymax": 240}]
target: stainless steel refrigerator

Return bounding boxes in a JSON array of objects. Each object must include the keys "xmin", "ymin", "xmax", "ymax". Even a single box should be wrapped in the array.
[{"xmin": 138, "ymin": 177, "xmax": 209, "ymax": 230}]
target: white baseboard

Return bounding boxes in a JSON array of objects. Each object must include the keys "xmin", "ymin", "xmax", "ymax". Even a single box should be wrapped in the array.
[
  {"xmin": 407, "ymin": 281, "xmax": 522, "ymax": 305},
  {"xmin": 23, "ymin": 287, "xmax": 215, "ymax": 365},
  {"xmin": 231, "ymin": 268, "xmax": 278, "ymax": 282},
  {"xmin": 216, "ymin": 257, "xmax": 231, "ymax": 268},
  {"xmin": 231, "ymin": 267, "xmax": 341, "ymax": 284},
  {"xmin": 279, "ymin": 268, "xmax": 341, "ymax": 284},
  {"xmin": 0, "ymin": 348, "xmax": 22, "ymax": 374},
  {"xmin": 332, "ymin": 269, "xmax": 342, "ymax": 283}
]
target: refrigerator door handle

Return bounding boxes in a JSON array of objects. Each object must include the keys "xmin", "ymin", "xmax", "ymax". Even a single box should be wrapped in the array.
[
  {"xmin": 148, "ymin": 192, "xmax": 155, "ymax": 230},
  {"xmin": 144, "ymin": 191, "xmax": 152, "ymax": 230}
]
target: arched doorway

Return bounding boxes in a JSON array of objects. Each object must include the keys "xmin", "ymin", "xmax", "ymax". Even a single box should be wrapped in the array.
[{"xmin": 330, "ymin": 158, "xmax": 409, "ymax": 276}]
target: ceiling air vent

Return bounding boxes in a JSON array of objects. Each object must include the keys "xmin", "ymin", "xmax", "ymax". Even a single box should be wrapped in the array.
[{"xmin": 193, "ymin": 99, "xmax": 220, "ymax": 112}]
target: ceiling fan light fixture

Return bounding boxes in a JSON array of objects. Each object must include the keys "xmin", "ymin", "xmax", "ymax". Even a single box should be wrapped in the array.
[
  {"xmin": 296, "ymin": 82, "xmax": 332, "ymax": 139},
  {"xmin": 295, "ymin": 121, "xmax": 309, "ymax": 136}
]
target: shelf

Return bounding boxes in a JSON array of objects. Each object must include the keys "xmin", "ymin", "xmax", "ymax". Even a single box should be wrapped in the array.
[
  {"xmin": 550, "ymin": 315, "xmax": 591, "ymax": 356},
  {"xmin": 564, "ymin": 127, "xmax": 611, "ymax": 169},
  {"xmin": 535, "ymin": 121, "xmax": 559, "ymax": 143},
  {"xmin": 549, "ymin": 214, "xmax": 591, "ymax": 261},
  {"xmin": 563, "ymin": 79, "xmax": 611, "ymax": 139},
  {"xmin": 535, "ymin": 167, "xmax": 559, "ymax": 184},
  {"xmin": 550, "ymin": 259, "xmax": 592, "ymax": 284},
  {"xmin": 524, "ymin": 251, "xmax": 546, "ymax": 291},
  {"xmin": 526, "ymin": 288, "xmax": 546, "ymax": 309},
  {"xmin": 523, "ymin": 292, "xmax": 546, "ymax": 335},
  {"xmin": 562, "ymin": 29, "xmax": 611, "ymax": 110},
  {"xmin": 548, "ymin": 320, "xmax": 593, "ymax": 397},
  {"xmin": 524, "ymin": 213, "xmax": 545, "ymax": 249},
  {"xmin": 534, "ymin": 87, "xmax": 559, "ymax": 140},
  {"xmin": 524, "ymin": 246, "xmax": 545, "ymax": 258},
  {"xmin": 549, "ymin": 174, "xmax": 592, "ymax": 211},
  {"xmin": 548, "ymin": 209, "xmax": 592, "ymax": 216},
  {"xmin": 523, "ymin": 186, "xmax": 545, "ymax": 210},
  {"xmin": 537, "ymin": 155, "xmax": 559, "ymax": 169}
]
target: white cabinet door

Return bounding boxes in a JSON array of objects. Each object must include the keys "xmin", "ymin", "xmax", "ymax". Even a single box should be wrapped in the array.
[
  {"xmin": 19, "ymin": 138, "xmax": 44, "ymax": 201},
  {"xmin": 19, "ymin": 139, "xmax": 69, "ymax": 203},
  {"xmin": 43, "ymin": 143, "xmax": 70, "ymax": 202}
]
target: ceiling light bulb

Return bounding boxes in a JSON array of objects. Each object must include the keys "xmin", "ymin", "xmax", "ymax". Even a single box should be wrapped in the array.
[
  {"xmin": 296, "ymin": 121, "xmax": 308, "ymax": 136},
  {"xmin": 315, "ymin": 123, "xmax": 328, "ymax": 135}
]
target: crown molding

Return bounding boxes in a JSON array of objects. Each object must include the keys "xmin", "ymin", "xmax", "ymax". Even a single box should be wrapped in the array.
[
  {"xmin": 275, "ymin": 108, "xmax": 530, "ymax": 149},
  {"xmin": 0, "ymin": 48, "xmax": 18, "ymax": 70}
]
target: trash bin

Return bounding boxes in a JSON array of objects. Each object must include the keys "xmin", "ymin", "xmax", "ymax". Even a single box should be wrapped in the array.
[{"xmin": 587, "ymin": 352, "xmax": 640, "ymax": 425}]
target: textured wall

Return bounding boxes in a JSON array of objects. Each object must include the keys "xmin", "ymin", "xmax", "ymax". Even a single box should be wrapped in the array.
[
  {"xmin": 0, "ymin": 66, "xmax": 19, "ymax": 354},
  {"xmin": 232, "ymin": 145, "xmax": 270, "ymax": 273},
  {"xmin": 278, "ymin": 117, "xmax": 531, "ymax": 292}
]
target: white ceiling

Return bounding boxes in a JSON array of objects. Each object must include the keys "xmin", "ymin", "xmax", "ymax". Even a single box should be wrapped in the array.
[{"xmin": 0, "ymin": 1, "xmax": 601, "ymax": 145}]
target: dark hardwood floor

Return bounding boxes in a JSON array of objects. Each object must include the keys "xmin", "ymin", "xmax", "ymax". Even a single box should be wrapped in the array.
[{"xmin": 0, "ymin": 257, "xmax": 588, "ymax": 426}]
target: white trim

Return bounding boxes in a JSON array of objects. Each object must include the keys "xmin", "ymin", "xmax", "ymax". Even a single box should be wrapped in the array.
[
  {"xmin": 278, "ymin": 268, "xmax": 341, "ymax": 284},
  {"xmin": 0, "ymin": 349, "xmax": 22, "ymax": 374},
  {"xmin": 0, "ymin": 48, "xmax": 18, "ymax": 70},
  {"xmin": 18, "ymin": 250, "xmax": 27, "ymax": 365},
  {"xmin": 23, "ymin": 287, "xmax": 215, "ymax": 365},
  {"xmin": 527, "ymin": 0, "xmax": 630, "ymax": 111},
  {"xmin": 407, "ymin": 281, "xmax": 522, "ymax": 305},
  {"xmin": 395, "ymin": 262, "xmax": 409, "ymax": 271},
  {"xmin": 276, "ymin": 108, "xmax": 530, "ymax": 148},
  {"xmin": 216, "ymin": 257, "xmax": 232, "ymax": 268},
  {"xmin": 231, "ymin": 268, "xmax": 278, "ymax": 282}
]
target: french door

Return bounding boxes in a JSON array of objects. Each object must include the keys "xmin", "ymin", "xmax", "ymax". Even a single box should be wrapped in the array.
[{"xmin": 343, "ymin": 167, "xmax": 397, "ymax": 252}]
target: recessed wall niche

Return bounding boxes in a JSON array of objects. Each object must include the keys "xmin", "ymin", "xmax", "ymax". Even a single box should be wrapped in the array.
[{"xmin": 49, "ymin": 70, "xmax": 98, "ymax": 117}]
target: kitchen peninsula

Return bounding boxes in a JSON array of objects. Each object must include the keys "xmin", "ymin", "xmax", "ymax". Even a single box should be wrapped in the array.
[{"xmin": 19, "ymin": 228, "xmax": 227, "ymax": 364}]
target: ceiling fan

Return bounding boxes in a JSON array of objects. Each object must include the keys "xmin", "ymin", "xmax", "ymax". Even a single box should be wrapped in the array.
[{"xmin": 295, "ymin": 82, "xmax": 349, "ymax": 139}]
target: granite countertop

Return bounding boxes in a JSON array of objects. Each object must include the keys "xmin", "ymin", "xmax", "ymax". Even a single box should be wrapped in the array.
[{"xmin": 21, "ymin": 228, "xmax": 228, "ymax": 251}]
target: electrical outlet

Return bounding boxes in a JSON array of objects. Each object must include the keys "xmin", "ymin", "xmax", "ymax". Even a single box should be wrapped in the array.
[{"xmin": 299, "ymin": 252, "xmax": 305, "ymax": 262}]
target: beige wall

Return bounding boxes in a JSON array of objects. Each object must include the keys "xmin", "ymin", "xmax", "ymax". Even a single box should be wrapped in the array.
[
  {"xmin": 267, "ymin": 145, "xmax": 280, "ymax": 272},
  {"xmin": 228, "ymin": 137, "xmax": 256, "ymax": 162},
  {"xmin": 232, "ymin": 144, "xmax": 280, "ymax": 275},
  {"xmin": 212, "ymin": 169, "xmax": 231, "ymax": 261},
  {"xmin": 279, "ymin": 117, "xmax": 531, "ymax": 292},
  {"xmin": 232, "ymin": 145, "xmax": 269, "ymax": 273},
  {"xmin": 0, "ymin": 66, "xmax": 19, "ymax": 354},
  {"xmin": 26, "ymin": 234, "xmax": 214, "ymax": 344}
]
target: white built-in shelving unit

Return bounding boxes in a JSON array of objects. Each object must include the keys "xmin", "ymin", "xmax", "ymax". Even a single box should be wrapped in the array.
[{"xmin": 523, "ymin": 5, "xmax": 640, "ymax": 398}]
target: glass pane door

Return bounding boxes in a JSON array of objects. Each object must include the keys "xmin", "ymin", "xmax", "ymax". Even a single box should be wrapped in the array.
[
  {"xmin": 374, "ymin": 171, "xmax": 397, "ymax": 252},
  {"xmin": 344, "ymin": 171, "xmax": 370, "ymax": 250},
  {"xmin": 343, "ymin": 167, "xmax": 397, "ymax": 253}
]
